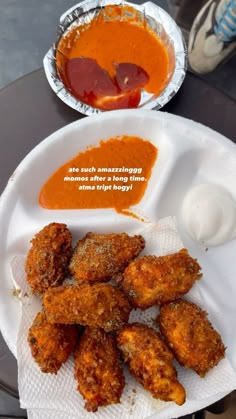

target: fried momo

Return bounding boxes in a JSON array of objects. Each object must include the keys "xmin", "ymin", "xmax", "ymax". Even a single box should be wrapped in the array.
[
  {"xmin": 28, "ymin": 311, "xmax": 78, "ymax": 374},
  {"xmin": 117, "ymin": 323, "xmax": 186, "ymax": 405},
  {"xmin": 121, "ymin": 249, "xmax": 202, "ymax": 308},
  {"xmin": 69, "ymin": 232, "xmax": 145, "ymax": 284},
  {"xmin": 159, "ymin": 299, "xmax": 225, "ymax": 377},
  {"xmin": 25, "ymin": 222, "xmax": 72, "ymax": 294},
  {"xmin": 43, "ymin": 283, "xmax": 131, "ymax": 332},
  {"xmin": 74, "ymin": 327, "xmax": 125, "ymax": 412}
]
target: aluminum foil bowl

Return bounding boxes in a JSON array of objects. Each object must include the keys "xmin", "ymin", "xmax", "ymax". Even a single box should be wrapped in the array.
[{"xmin": 43, "ymin": 0, "xmax": 187, "ymax": 115}]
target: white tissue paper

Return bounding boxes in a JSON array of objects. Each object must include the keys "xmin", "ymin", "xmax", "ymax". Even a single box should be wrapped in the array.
[{"xmin": 11, "ymin": 216, "xmax": 236, "ymax": 419}]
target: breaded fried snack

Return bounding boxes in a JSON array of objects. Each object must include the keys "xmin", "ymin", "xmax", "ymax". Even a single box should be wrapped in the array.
[
  {"xmin": 74, "ymin": 327, "xmax": 125, "ymax": 412},
  {"xmin": 159, "ymin": 299, "xmax": 226, "ymax": 377},
  {"xmin": 25, "ymin": 222, "xmax": 72, "ymax": 294},
  {"xmin": 28, "ymin": 311, "xmax": 78, "ymax": 374},
  {"xmin": 117, "ymin": 323, "xmax": 186, "ymax": 405},
  {"xmin": 69, "ymin": 232, "xmax": 145, "ymax": 283},
  {"xmin": 43, "ymin": 283, "xmax": 131, "ymax": 331},
  {"xmin": 121, "ymin": 249, "xmax": 202, "ymax": 308}
]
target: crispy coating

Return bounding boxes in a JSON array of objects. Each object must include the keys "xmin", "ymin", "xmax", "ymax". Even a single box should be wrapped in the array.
[
  {"xmin": 43, "ymin": 283, "xmax": 131, "ymax": 331},
  {"xmin": 121, "ymin": 249, "xmax": 202, "ymax": 308},
  {"xmin": 25, "ymin": 222, "xmax": 72, "ymax": 294},
  {"xmin": 117, "ymin": 323, "xmax": 186, "ymax": 405},
  {"xmin": 74, "ymin": 327, "xmax": 125, "ymax": 412},
  {"xmin": 28, "ymin": 310, "xmax": 78, "ymax": 374},
  {"xmin": 69, "ymin": 232, "xmax": 145, "ymax": 284},
  {"xmin": 158, "ymin": 299, "xmax": 226, "ymax": 377}
]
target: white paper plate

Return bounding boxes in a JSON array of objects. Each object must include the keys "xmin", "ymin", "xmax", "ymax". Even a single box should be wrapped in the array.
[{"xmin": 0, "ymin": 109, "xmax": 236, "ymax": 373}]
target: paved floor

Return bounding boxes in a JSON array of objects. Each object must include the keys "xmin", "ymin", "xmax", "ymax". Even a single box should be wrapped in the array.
[{"xmin": 0, "ymin": 0, "xmax": 77, "ymax": 88}]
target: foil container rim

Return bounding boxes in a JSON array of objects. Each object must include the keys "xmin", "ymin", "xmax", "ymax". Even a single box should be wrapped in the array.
[{"xmin": 43, "ymin": 0, "xmax": 187, "ymax": 116}]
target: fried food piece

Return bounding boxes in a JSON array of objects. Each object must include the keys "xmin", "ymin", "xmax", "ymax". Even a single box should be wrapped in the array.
[
  {"xmin": 25, "ymin": 222, "xmax": 72, "ymax": 294},
  {"xmin": 28, "ymin": 310, "xmax": 78, "ymax": 374},
  {"xmin": 43, "ymin": 283, "xmax": 131, "ymax": 332},
  {"xmin": 121, "ymin": 249, "xmax": 202, "ymax": 308},
  {"xmin": 158, "ymin": 299, "xmax": 226, "ymax": 377},
  {"xmin": 117, "ymin": 323, "xmax": 186, "ymax": 405},
  {"xmin": 69, "ymin": 232, "xmax": 145, "ymax": 284},
  {"xmin": 74, "ymin": 327, "xmax": 125, "ymax": 412}
]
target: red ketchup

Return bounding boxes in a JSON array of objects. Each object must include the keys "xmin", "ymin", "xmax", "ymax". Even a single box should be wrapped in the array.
[
  {"xmin": 114, "ymin": 62, "xmax": 149, "ymax": 91},
  {"xmin": 65, "ymin": 57, "xmax": 149, "ymax": 110}
]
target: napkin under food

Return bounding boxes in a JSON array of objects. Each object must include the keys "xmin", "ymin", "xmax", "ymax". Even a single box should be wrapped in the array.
[{"xmin": 11, "ymin": 216, "xmax": 236, "ymax": 419}]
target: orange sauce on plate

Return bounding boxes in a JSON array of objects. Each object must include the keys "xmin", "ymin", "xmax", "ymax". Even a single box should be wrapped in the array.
[
  {"xmin": 39, "ymin": 135, "xmax": 157, "ymax": 215},
  {"xmin": 56, "ymin": 5, "xmax": 170, "ymax": 109}
]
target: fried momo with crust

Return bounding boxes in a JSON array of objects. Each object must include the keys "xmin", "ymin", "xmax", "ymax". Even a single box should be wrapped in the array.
[
  {"xmin": 159, "ymin": 299, "xmax": 226, "ymax": 377},
  {"xmin": 28, "ymin": 311, "xmax": 78, "ymax": 374},
  {"xmin": 69, "ymin": 232, "xmax": 145, "ymax": 284},
  {"xmin": 121, "ymin": 249, "xmax": 202, "ymax": 308},
  {"xmin": 117, "ymin": 323, "xmax": 186, "ymax": 405},
  {"xmin": 74, "ymin": 327, "xmax": 125, "ymax": 412},
  {"xmin": 25, "ymin": 222, "xmax": 72, "ymax": 294},
  {"xmin": 43, "ymin": 283, "xmax": 131, "ymax": 332}
]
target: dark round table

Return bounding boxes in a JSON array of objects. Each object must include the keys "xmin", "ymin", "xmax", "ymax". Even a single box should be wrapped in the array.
[{"xmin": 0, "ymin": 68, "xmax": 235, "ymax": 418}]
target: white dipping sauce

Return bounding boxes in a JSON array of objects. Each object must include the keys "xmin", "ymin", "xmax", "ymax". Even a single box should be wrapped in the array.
[{"xmin": 181, "ymin": 184, "xmax": 236, "ymax": 246}]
